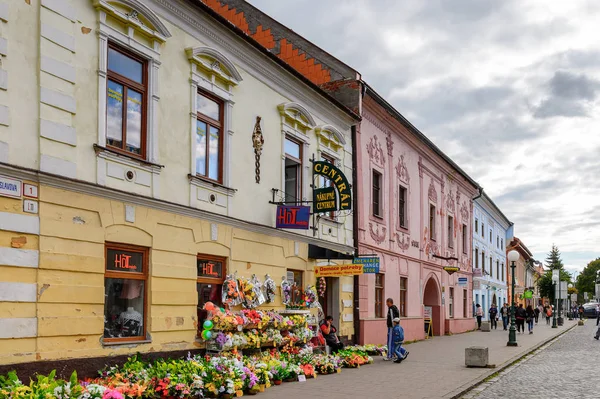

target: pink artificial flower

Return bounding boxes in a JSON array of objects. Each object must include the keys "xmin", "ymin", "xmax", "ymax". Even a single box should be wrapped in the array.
[{"xmin": 103, "ymin": 388, "xmax": 124, "ymax": 399}]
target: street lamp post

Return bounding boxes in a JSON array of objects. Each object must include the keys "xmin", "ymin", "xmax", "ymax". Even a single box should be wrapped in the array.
[
  {"xmin": 507, "ymin": 250, "xmax": 519, "ymax": 346},
  {"xmin": 568, "ymin": 283, "xmax": 573, "ymax": 320},
  {"xmin": 552, "ymin": 271, "xmax": 558, "ymax": 328},
  {"xmin": 558, "ymin": 272, "xmax": 564, "ymax": 326}
]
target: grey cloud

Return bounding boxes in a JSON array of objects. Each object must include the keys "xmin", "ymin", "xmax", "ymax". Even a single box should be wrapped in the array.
[
  {"xmin": 496, "ymin": 178, "xmax": 562, "ymax": 203},
  {"xmin": 533, "ymin": 71, "xmax": 600, "ymax": 118}
]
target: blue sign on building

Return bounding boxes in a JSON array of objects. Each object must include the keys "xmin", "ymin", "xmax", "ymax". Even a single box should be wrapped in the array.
[
  {"xmin": 353, "ymin": 257, "xmax": 380, "ymax": 273},
  {"xmin": 275, "ymin": 206, "xmax": 310, "ymax": 229}
]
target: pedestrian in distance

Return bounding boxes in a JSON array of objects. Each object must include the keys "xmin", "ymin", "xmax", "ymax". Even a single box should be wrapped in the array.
[
  {"xmin": 596, "ymin": 304, "xmax": 600, "ymax": 326},
  {"xmin": 384, "ymin": 298, "xmax": 400, "ymax": 361},
  {"xmin": 391, "ymin": 317, "xmax": 408, "ymax": 363},
  {"xmin": 489, "ymin": 303, "xmax": 498, "ymax": 330},
  {"xmin": 537, "ymin": 303, "xmax": 544, "ymax": 323},
  {"xmin": 515, "ymin": 304, "xmax": 526, "ymax": 333},
  {"xmin": 534, "ymin": 305, "xmax": 540, "ymax": 324},
  {"xmin": 501, "ymin": 303, "xmax": 509, "ymax": 331},
  {"xmin": 475, "ymin": 304, "xmax": 483, "ymax": 330},
  {"xmin": 594, "ymin": 321, "xmax": 600, "ymax": 341},
  {"xmin": 526, "ymin": 304, "xmax": 535, "ymax": 334},
  {"xmin": 546, "ymin": 305, "xmax": 552, "ymax": 325},
  {"xmin": 578, "ymin": 304, "xmax": 585, "ymax": 320}
]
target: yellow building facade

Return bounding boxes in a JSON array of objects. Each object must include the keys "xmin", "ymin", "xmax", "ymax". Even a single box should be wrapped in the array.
[{"xmin": 0, "ymin": 0, "xmax": 357, "ymax": 367}]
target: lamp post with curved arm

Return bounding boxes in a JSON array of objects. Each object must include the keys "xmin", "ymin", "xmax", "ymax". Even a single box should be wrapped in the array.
[{"xmin": 507, "ymin": 250, "xmax": 519, "ymax": 346}]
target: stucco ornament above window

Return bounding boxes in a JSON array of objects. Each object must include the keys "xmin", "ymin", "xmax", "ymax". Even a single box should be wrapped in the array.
[
  {"xmin": 366, "ymin": 135, "xmax": 385, "ymax": 167},
  {"xmin": 92, "ymin": 0, "xmax": 172, "ymax": 42},
  {"xmin": 186, "ymin": 47, "xmax": 243, "ymax": 87},
  {"xmin": 278, "ymin": 102, "xmax": 316, "ymax": 133},
  {"xmin": 315, "ymin": 124, "xmax": 346, "ymax": 154},
  {"xmin": 446, "ymin": 189, "xmax": 456, "ymax": 212},
  {"xmin": 395, "ymin": 154, "xmax": 410, "ymax": 184},
  {"xmin": 428, "ymin": 181, "xmax": 438, "ymax": 203}
]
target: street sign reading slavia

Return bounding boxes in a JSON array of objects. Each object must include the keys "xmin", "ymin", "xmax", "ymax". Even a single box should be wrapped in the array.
[{"xmin": 353, "ymin": 257, "xmax": 380, "ymax": 273}]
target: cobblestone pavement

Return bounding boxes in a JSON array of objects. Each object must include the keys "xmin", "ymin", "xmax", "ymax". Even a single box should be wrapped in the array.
[
  {"xmin": 464, "ymin": 320, "xmax": 600, "ymax": 399},
  {"xmin": 257, "ymin": 319, "xmax": 576, "ymax": 399}
]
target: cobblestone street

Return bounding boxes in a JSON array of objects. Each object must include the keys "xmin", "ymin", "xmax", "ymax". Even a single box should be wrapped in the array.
[{"xmin": 465, "ymin": 320, "xmax": 600, "ymax": 398}]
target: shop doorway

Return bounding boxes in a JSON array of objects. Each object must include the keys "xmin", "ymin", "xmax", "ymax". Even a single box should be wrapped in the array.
[
  {"xmin": 320, "ymin": 278, "xmax": 340, "ymax": 327},
  {"xmin": 492, "ymin": 293, "xmax": 497, "ymax": 306},
  {"xmin": 423, "ymin": 276, "xmax": 442, "ymax": 336}
]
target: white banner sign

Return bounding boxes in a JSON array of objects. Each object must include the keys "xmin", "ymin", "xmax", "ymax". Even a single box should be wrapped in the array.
[{"xmin": 0, "ymin": 175, "xmax": 22, "ymax": 198}]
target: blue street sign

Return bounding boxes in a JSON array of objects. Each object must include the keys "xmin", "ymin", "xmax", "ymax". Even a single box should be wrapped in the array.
[{"xmin": 353, "ymin": 257, "xmax": 380, "ymax": 273}]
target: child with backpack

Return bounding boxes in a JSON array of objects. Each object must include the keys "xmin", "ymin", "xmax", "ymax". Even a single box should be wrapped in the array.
[{"xmin": 391, "ymin": 317, "xmax": 409, "ymax": 363}]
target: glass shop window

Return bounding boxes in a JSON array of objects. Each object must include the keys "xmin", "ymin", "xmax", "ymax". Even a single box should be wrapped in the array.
[
  {"xmin": 197, "ymin": 255, "xmax": 226, "ymax": 333},
  {"xmin": 103, "ymin": 244, "xmax": 148, "ymax": 342}
]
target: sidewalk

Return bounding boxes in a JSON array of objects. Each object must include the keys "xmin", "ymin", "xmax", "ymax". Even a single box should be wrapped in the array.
[{"xmin": 260, "ymin": 319, "xmax": 577, "ymax": 399}]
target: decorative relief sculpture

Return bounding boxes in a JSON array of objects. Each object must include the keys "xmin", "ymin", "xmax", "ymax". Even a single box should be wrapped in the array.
[
  {"xmin": 366, "ymin": 136, "xmax": 385, "ymax": 167},
  {"xmin": 385, "ymin": 130, "xmax": 394, "ymax": 157},
  {"xmin": 396, "ymin": 232, "xmax": 410, "ymax": 251},
  {"xmin": 460, "ymin": 201, "xmax": 470, "ymax": 222},
  {"xmin": 252, "ymin": 116, "xmax": 264, "ymax": 184},
  {"xmin": 369, "ymin": 222, "xmax": 386, "ymax": 244},
  {"xmin": 428, "ymin": 180, "xmax": 438, "ymax": 203},
  {"xmin": 395, "ymin": 154, "xmax": 410, "ymax": 184},
  {"xmin": 446, "ymin": 189, "xmax": 456, "ymax": 212}
]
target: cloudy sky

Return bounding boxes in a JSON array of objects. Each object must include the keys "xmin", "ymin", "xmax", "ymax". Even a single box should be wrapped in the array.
[{"xmin": 248, "ymin": 0, "xmax": 600, "ymax": 276}]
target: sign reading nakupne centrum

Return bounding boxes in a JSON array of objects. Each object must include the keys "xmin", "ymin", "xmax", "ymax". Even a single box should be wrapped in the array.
[{"xmin": 312, "ymin": 161, "xmax": 352, "ymax": 212}]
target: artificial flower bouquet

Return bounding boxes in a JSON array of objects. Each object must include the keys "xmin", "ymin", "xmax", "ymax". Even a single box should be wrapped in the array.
[{"xmin": 222, "ymin": 275, "xmax": 243, "ymax": 307}]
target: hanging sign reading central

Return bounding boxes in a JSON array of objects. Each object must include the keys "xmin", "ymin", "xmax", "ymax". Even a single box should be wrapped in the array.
[{"xmin": 312, "ymin": 161, "xmax": 352, "ymax": 212}]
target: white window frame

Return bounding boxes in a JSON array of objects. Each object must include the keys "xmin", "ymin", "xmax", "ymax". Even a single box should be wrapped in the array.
[
  {"xmin": 94, "ymin": 0, "xmax": 170, "ymax": 167},
  {"xmin": 186, "ymin": 46, "xmax": 241, "ymax": 199}
]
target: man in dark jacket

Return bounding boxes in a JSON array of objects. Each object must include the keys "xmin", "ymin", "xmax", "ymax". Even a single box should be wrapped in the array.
[{"xmin": 384, "ymin": 298, "xmax": 400, "ymax": 361}]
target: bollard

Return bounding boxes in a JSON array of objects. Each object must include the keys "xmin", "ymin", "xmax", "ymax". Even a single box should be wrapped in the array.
[{"xmin": 465, "ymin": 347, "xmax": 489, "ymax": 368}]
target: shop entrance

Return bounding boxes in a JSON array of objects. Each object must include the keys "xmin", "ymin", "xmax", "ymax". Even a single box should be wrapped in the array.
[
  {"xmin": 320, "ymin": 277, "xmax": 340, "ymax": 327},
  {"xmin": 423, "ymin": 276, "xmax": 442, "ymax": 336}
]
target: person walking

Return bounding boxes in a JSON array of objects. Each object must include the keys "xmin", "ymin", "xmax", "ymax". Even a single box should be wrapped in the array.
[
  {"xmin": 526, "ymin": 305, "xmax": 535, "ymax": 334},
  {"xmin": 475, "ymin": 304, "xmax": 483, "ymax": 330},
  {"xmin": 501, "ymin": 303, "xmax": 509, "ymax": 330},
  {"xmin": 516, "ymin": 304, "xmax": 526, "ymax": 333},
  {"xmin": 391, "ymin": 317, "xmax": 408, "ymax": 363},
  {"xmin": 489, "ymin": 304, "xmax": 498, "ymax": 330},
  {"xmin": 384, "ymin": 298, "xmax": 400, "ymax": 361},
  {"xmin": 596, "ymin": 304, "xmax": 600, "ymax": 326},
  {"xmin": 579, "ymin": 304, "xmax": 585, "ymax": 320},
  {"xmin": 534, "ymin": 305, "xmax": 540, "ymax": 324},
  {"xmin": 546, "ymin": 305, "xmax": 552, "ymax": 325},
  {"xmin": 537, "ymin": 303, "xmax": 544, "ymax": 322}
]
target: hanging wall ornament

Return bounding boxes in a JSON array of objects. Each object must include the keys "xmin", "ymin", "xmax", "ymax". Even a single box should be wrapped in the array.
[
  {"xmin": 281, "ymin": 276, "xmax": 292, "ymax": 305},
  {"xmin": 250, "ymin": 274, "xmax": 266, "ymax": 307},
  {"xmin": 263, "ymin": 274, "xmax": 276, "ymax": 303},
  {"xmin": 251, "ymin": 116, "xmax": 264, "ymax": 184},
  {"xmin": 222, "ymin": 274, "xmax": 242, "ymax": 307},
  {"xmin": 317, "ymin": 277, "xmax": 326, "ymax": 298}
]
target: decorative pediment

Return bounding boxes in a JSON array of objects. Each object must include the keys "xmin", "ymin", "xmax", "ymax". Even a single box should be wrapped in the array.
[
  {"xmin": 395, "ymin": 154, "xmax": 410, "ymax": 184},
  {"xmin": 278, "ymin": 102, "xmax": 316, "ymax": 132},
  {"xmin": 366, "ymin": 136, "xmax": 385, "ymax": 167},
  {"xmin": 428, "ymin": 181, "xmax": 438, "ymax": 203},
  {"xmin": 186, "ymin": 47, "xmax": 243, "ymax": 86},
  {"xmin": 315, "ymin": 124, "xmax": 346, "ymax": 152},
  {"xmin": 93, "ymin": 0, "xmax": 172, "ymax": 42}
]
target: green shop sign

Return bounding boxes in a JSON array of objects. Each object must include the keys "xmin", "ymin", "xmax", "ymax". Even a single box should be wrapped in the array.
[{"xmin": 312, "ymin": 161, "xmax": 352, "ymax": 212}]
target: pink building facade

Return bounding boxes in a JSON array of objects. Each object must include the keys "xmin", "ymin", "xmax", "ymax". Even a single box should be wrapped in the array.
[{"xmin": 356, "ymin": 91, "xmax": 479, "ymax": 343}]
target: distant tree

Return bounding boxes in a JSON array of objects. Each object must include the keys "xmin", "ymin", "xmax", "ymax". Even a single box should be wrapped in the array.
[
  {"xmin": 537, "ymin": 268, "xmax": 572, "ymax": 303},
  {"xmin": 575, "ymin": 258, "xmax": 600, "ymax": 302},
  {"xmin": 545, "ymin": 245, "xmax": 564, "ymax": 270}
]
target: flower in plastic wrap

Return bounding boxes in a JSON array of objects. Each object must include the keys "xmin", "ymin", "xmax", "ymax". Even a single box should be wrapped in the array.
[{"xmin": 263, "ymin": 274, "xmax": 277, "ymax": 303}]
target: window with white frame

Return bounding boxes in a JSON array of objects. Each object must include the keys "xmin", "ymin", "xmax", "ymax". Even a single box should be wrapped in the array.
[{"xmin": 94, "ymin": 0, "xmax": 171, "ymax": 164}]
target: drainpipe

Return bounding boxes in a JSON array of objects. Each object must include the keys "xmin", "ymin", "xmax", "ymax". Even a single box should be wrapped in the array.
[
  {"xmin": 471, "ymin": 185, "xmax": 483, "ymax": 320},
  {"xmin": 351, "ymin": 123, "xmax": 360, "ymax": 345}
]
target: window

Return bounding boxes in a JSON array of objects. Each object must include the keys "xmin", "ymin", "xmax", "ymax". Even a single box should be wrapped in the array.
[
  {"xmin": 372, "ymin": 170, "xmax": 382, "ymax": 217},
  {"xmin": 106, "ymin": 44, "xmax": 147, "ymax": 158},
  {"xmin": 429, "ymin": 205, "xmax": 436, "ymax": 240},
  {"xmin": 502, "ymin": 263, "xmax": 505, "ymax": 281},
  {"xmin": 462, "ymin": 224, "xmax": 467, "ymax": 254},
  {"xmin": 497, "ymin": 236, "xmax": 500, "ymax": 248},
  {"xmin": 197, "ymin": 255, "xmax": 226, "ymax": 333},
  {"xmin": 463, "ymin": 289, "xmax": 468, "ymax": 318},
  {"xmin": 475, "ymin": 218, "xmax": 478, "ymax": 233},
  {"xmin": 496, "ymin": 260, "xmax": 500, "ymax": 280},
  {"xmin": 287, "ymin": 269, "xmax": 304, "ymax": 305},
  {"xmin": 490, "ymin": 256, "xmax": 493, "ymax": 278},
  {"xmin": 399, "ymin": 277, "xmax": 407, "ymax": 317},
  {"xmin": 489, "ymin": 229, "xmax": 492, "ymax": 243},
  {"xmin": 399, "ymin": 186, "xmax": 407, "ymax": 228},
  {"xmin": 482, "ymin": 251, "xmax": 485, "ymax": 273},
  {"xmin": 320, "ymin": 154, "xmax": 336, "ymax": 219},
  {"xmin": 103, "ymin": 243, "xmax": 148, "ymax": 342},
  {"xmin": 501, "ymin": 239, "xmax": 504, "ymax": 249},
  {"xmin": 475, "ymin": 248, "xmax": 479, "ymax": 268},
  {"xmin": 449, "ymin": 287, "xmax": 454, "ymax": 318},
  {"xmin": 482, "ymin": 223, "xmax": 485, "ymax": 238},
  {"xmin": 284, "ymin": 137, "xmax": 302, "ymax": 204},
  {"xmin": 196, "ymin": 92, "xmax": 224, "ymax": 182},
  {"xmin": 375, "ymin": 273, "xmax": 384, "ymax": 318},
  {"xmin": 448, "ymin": 216, "xmax": 454, "ymax": 248}
]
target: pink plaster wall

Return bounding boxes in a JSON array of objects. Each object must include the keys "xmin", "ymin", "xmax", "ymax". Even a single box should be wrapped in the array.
[{"xmin": 356, "ymin": 96, "xmax": 478, "ymax": 343}]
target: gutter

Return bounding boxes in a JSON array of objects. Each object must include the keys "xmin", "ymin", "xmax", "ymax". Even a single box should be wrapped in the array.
[
  {"xmin": 188, "ymin": 0, "xmax": 361, "ymax": 122},
  {"xmin": 351, "ymin": 124, "xmax": 361, "ymax": 344}
]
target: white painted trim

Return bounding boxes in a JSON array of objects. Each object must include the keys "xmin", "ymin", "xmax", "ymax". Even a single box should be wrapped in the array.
[
  {"xmin": 40, "ymin": 87, "xmax": 76, "ymax": 114},
  {"xmin": 0, "ymin": 141, "xmax": 7, "ymax": 162},
  {"xmin": 0, "ymin": 37, "xmax": 6, "ymax": 57},
  {"xmin": 40, "ymin": 154, "xmax": 77, "ymax": 179},
  {"xmin": 0, "ymin": 282, "xmax": 37, "ymax": 302},
  {"xmin": 0, "ymin": 105, "xmax": 8, "ymax": 126},
  {"xmin": 0, "ymin": 3, "xmax": 8, "ymax": 22},
  {"xmin": 42, "ymin": 0, "xmax": 76, "ymax": 22},
  {"xmin": 186, "ymin": 46, "xmax": 243, "ymax": 84},
  {"xmin": 0, "ymin": 69, "xmax": 7, "ymax": 90},
  {"xmin": 0, "ymin": 318, "xmax": 38, "ymax": 339},
  {"xmin": 93, "ymin": 0, "xmax": 172, "ymax": 40},
  {"xmin": 315, "ymin": 124, "xmax": 346, "ymax": 145},
  {"xmin": 40, "ymin": 119, "xmax": 77, "ymax": 146},
  {"xmin": 41, "ymin": 23, "xmax": 75, "ymax": 53},
  {"xmin": 278, "ymin": 102, "xmax": 317, "ymax": 128},
  {"xmin": 41, "ymin": 55, "xmax": 76, "ymax": 84},
  {"xmin": 0, "ymin": 248, "xmax": 39, "ymax": 268}
]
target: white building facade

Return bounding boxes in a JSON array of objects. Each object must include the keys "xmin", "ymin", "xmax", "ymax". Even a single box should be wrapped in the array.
[{"xmin": 472, "ymin": 192, "xmax": 513, "ymax": 319}]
